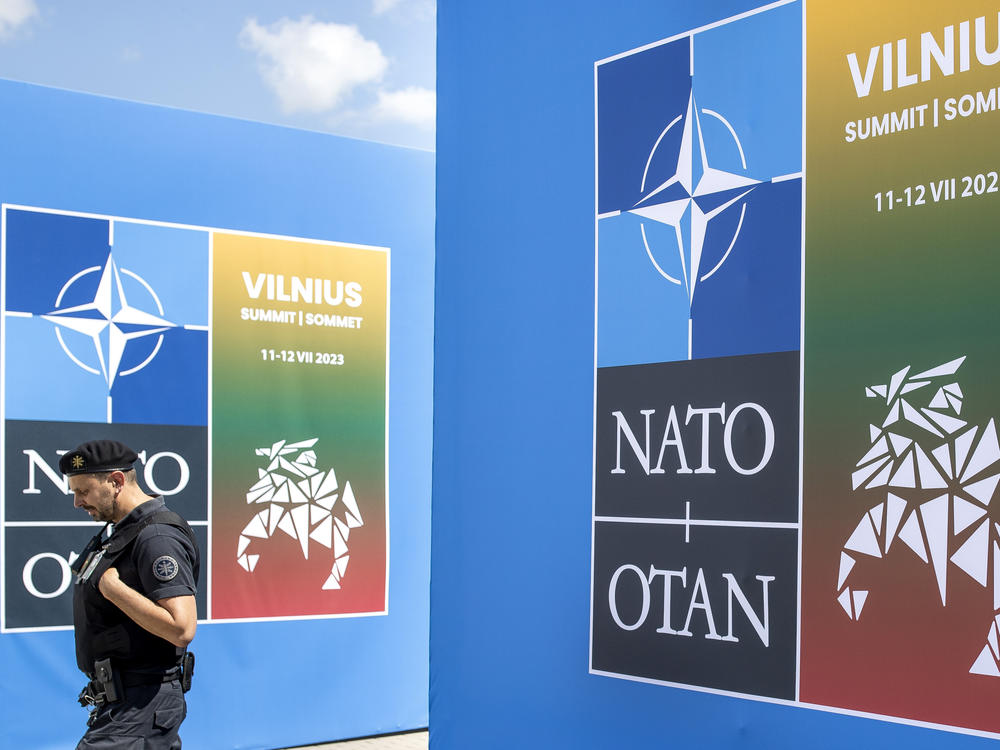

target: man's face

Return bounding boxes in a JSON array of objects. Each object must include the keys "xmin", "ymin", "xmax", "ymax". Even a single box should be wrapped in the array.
[{"xmin": 68, "ymin": 473, "xmax": 119, "ymax": 523}]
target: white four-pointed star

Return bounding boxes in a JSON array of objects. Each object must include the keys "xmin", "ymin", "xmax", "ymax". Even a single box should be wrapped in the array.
[
  {"xmin": 42, "ymin": 254, "xmax": 175, "ymax": 387},
  {"xmin": 629, "ymin": 90, "xmax": 760, "ymax": 306}
]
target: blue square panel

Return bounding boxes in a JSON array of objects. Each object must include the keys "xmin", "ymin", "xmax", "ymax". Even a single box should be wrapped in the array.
[
  {"xmin": 3, "ymin": 208, "xmax": 208, "ymax": 425},
  {"xmin": 596, "ymin": 1, "xmax": 801, "ymax": 365}
]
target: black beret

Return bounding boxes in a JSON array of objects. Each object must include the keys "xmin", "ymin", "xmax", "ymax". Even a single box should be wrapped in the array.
[{"xmin": 59, "ymin": 440, "xmax": 138, "ymax": 476}]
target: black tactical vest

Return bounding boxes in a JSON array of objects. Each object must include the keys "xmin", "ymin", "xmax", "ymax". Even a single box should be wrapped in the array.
[{"xmin": 71, "ymin": 509, "xmax": 200, "ymax": 674}]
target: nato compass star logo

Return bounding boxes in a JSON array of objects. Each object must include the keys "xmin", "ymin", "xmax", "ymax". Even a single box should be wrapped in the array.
[
  {"xmin": 600, "ymin": 84, "xmax": 789, "ymax": 358},
  {"xmin": 596, "ymin": 7, "xmax": 802, "ymax": 365},
  {"xmin": 3, "ymin": 208, "xmax": 208, "ymax": 425},
  {"xmin": 43, "ymin": 252, "xmax": 176, "ymax": 390},
  {"xmin": 629, "ymin": 90, "xmax": 762, "ymax": 318}
]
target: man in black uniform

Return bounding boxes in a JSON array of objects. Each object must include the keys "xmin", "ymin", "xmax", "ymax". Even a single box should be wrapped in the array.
[{"xmin": 61, "ymin": 440, "xmax": 199, "ymax": 750}]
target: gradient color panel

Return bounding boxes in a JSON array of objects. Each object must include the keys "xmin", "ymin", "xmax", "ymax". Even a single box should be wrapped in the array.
[
  {"xmin": 211, "ymin": 231, "xmax": 387, "ymax": 619},
  {"xmin": 802, "ymin": 0, "xmax": 1000, "ymax": 734}
]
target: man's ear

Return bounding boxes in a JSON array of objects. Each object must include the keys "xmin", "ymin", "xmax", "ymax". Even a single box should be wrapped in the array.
[{"xmin": 109, "ymin": 470, "xmax": 126, "ymax": 491}]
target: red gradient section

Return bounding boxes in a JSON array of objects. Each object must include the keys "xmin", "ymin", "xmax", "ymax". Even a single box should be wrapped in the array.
[
  {"xmin": 801, "ymin": 479, "xmax": 1000, "ymax": 733},
  {"xmin": 211, "ymin": 498, "xmax": 387, "ymax": 619}
]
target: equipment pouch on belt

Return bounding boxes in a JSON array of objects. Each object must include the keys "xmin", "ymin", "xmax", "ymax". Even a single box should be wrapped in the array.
[
  {"xmin": 94, "ymin": 658, "xmax": 120, "ymax": 703},
  {"xmin": 78, "ymin": 657, "xmax": 122, "ymax": 709},
  {"xmin": 181, "ymin": 651, "xmax": 195, "ymax": 693}
]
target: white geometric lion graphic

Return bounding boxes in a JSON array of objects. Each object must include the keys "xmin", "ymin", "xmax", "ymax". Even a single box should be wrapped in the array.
[
  {"xmin": 236, "ymin": 438, "xmax": 363, "ymax": 590},
  {"xmin": 837, "ymin": 356, "xmax": 1000, "ymax": 676}
]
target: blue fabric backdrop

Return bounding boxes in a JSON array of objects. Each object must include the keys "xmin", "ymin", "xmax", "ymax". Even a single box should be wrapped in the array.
[
  {"xmin": 431, "ymin": 1, "xmax": 998, "ymax": 747},
  {"xmin": 0, "ymin": 80, "xmax": 433, "ymax": 750}
]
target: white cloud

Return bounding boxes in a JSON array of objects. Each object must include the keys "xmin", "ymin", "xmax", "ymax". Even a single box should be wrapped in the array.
[
  {"xmin": 0, "ymin": 0, "xmax": 37, "ymax": 38},
  {"xmin": 375, "ymin": 86, "xmax": 435, "ymax": 127},
  {"xmin": 240, "ymin": 16, "xmax": 388, "ymax": 114},
  {"xmin": 372, "ymin": 0, "xmax": 436, "ymax": 20},
  {"xmin": 372, "ymin": 0, "xmax": 402, "ymax": 14}
]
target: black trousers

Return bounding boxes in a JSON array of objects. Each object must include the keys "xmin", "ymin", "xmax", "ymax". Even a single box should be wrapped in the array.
[{"xmin": 77, "ymin": 679, "xmax": 186, "ymax": 750}]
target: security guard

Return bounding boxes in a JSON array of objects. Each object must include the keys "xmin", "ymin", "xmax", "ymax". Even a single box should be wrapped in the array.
[{"xmin": 61, "ymin": 440, "xmax": 199, "ymax": 750}]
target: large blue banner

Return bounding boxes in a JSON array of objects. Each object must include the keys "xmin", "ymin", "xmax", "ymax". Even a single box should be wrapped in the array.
[
  {"xmin": 0, "ymin": 80, "xmax": 432, "ymax": 750},
  {"xmin": 432, "ymin": 0, "xmax": 1000, "ymax": 747}
]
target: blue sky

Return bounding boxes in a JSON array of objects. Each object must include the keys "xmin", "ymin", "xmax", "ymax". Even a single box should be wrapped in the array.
[{"xmin": 0, "ymin": 0, "xmax": 436, "ymax": 150}]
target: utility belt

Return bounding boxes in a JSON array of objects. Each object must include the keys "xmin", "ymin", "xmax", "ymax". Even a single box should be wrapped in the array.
[{"xmin": 78, "ymin": 653, "xmax": 195, "ymax": 713}]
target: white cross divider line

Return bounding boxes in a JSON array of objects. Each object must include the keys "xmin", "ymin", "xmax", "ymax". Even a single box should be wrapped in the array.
[{"xmin": 595, "ymin": 501, "xmax": 798, "ymax": 542}]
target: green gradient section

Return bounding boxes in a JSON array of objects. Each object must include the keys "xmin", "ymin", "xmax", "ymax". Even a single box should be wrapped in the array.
[
  {"xmin": 806, "ymin": 0, "xmax": 1000, "ymax": 456},
  {"xmin": 210, "ymin": 232, "xmax": 387, "ymax": 617}
]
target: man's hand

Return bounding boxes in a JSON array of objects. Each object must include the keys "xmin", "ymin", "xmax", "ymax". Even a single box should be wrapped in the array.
[
  {"xmin": 97, "ymin": 567, "xmax": 196, "ymax": 648},
  {"xmin": 98, "ymin": 567, "xmax": 121, "ymax": 597}
]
